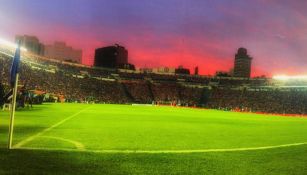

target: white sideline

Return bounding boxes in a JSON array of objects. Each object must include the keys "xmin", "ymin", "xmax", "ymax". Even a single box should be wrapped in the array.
[
  {"xmin": 13, "ymin": 106, "xmax": 92, "ymax": 149},
  {"xmin": 17, "ymin": 142, "xmax": 307, "ymax": 154}
]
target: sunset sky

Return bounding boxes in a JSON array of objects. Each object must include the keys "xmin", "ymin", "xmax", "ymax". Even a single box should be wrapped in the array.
[{"xmin": 1, "ymin": 0, "xmax": 307, "ymax": 76}]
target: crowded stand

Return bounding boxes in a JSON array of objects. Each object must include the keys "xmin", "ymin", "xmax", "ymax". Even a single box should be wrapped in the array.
[
  {"xmin": 207, "ymin": 87, "xmax": 307, "ymax": 115},
  {"xmin": 122, "ymin": 81, "xmax": 153, "ymax": 103},
  {"xmin": 179, "ymin": 86, "xmax": 204, "ymax": 106},
  {"xmin": 150, "ymin": 82, "xmax": 180, "ymax": 103},
  {"xmin": 2, "ymin": 47, "xmax": 307, "ymax": 115}
]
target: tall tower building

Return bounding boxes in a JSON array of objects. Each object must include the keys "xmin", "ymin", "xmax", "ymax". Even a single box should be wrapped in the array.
[
  {"xmin": 233, "ymin": 48, "xmax": 252, "ymax": 78},
  {"xmin": 94, "ymin": 44, "xmax": 128, "ymax": 68}
]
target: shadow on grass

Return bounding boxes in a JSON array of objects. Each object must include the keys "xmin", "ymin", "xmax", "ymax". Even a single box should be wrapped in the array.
[
  {"xmin": 0, "ymin": 145, "xmax": 307, "ymax": 175},
  {"xmin": 0, "ymin": 125, "xmax": 55, "ymax": 149},
  {"xmin": 15, "ymin": 107, "xmax": 45, "ymax": 112},
  {"xmin": 0, "ymin": 148, "xmax": 128, "ymax": 175}
]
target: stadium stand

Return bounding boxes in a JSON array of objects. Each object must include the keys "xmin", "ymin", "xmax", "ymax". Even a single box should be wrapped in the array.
[
  {"xmin": 2, "ymin": 46, "xmax": 307, "ymax": 115},
  {"xmin": 207, "ymin": 87, "xmax": 307, "ymax": 114},
  {"xmin": 0, "ymin": 82, "xmax": 5, "ymax": 107}
]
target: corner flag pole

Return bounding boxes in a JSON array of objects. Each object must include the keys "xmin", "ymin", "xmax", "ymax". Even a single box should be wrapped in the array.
[
  {"xmin": 8, "ymin": 43, "xmax": 21, "ymax": 149},
  {"xmin": 8, "ymin": 73, "xmax": 19, "ymax": 149}
]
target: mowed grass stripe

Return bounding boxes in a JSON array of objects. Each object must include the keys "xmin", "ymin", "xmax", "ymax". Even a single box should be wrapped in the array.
[
  {"xmin": 1, "ymin": 103, "xmax": 307, "ymax": 174},
  {"xmin": 13, "ymin": 106, "xmax": 92, "ymax": 148},
  {"xmin": 18, "ymin": 103, "xmax": 307, "ymax": 151}
]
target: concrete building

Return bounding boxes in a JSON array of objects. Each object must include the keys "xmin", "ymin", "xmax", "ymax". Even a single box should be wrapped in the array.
[
  {"xmin": 15, "ymin": 35, "xmax": 44, "ymax": 55},
  {"xmin": 233, "ymin": 48, "xmax": 252, "ymax": 78},
  {"xmin": 94, "ymin": 44, "xmax": 128, "ymax": 68},
  {"xmin": 175, "ymin": 66, "xmax": 190, "ymax": 75},
  {"xmin": 215, "ymin": 71, "xmax": 231, "ymax": 77},
  {"xmin": 44, "ymin": 42, "xmax": 82, "ymax": 63}
]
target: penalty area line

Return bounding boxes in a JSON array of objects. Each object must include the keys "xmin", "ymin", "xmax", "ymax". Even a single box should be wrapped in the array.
[
  {"xmin": 16, "ymin": 142, "xmax": 307, "ymax": 154},
  {"xmin": 13, "ymin": 106, "xmax": 92, "ymax": 149}
]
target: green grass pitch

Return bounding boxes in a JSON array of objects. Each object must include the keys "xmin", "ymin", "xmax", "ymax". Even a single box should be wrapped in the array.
[{"xmin": 1, "ymin": 103, "xmax": 307, "ymax": 174}]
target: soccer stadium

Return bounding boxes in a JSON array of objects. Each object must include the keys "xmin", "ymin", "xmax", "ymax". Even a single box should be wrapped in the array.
[
  {"xmin": 1, "ymin": 1, "xmax": 307, "ymax": 175},
  {"xmin": 1, "ymin": 40, "xmax": 307, "ymax": 174}
]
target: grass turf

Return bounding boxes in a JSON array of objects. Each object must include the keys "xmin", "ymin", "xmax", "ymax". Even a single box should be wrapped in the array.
[{"xmin": 0, "ymin": 103, "xmax": 307, "ymax": 174}]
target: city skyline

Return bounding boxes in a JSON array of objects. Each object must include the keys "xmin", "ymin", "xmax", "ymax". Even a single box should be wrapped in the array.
[{"xmin": 1, "ymin": 0, "xmax": 307, "ymax": 76}]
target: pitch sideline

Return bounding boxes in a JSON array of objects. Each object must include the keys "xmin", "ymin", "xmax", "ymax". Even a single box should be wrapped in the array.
[
  {"xmin": 13, "ymin": 106, "xmax": 92, "ymax": 149},
  {"xmin": 17, "ymin": 141, "xmax": 307, "ymax": 154}
]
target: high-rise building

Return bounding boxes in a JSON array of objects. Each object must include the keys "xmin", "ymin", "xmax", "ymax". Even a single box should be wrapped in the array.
[
  {"xmin": 94, "ymin": 44, "xmax": 128, "ymax": 68},
  {"xmin": 233, "ymin": 48, "xmax": 252, "ymax": 78},
  {"xmin": 194, "ymin": 66, "xmax": 199, "ymax": 75},
  {"xmin": 15, "ymin": 35, "xmax": 44, "ymax": 55},
  {"xmin": 44, "ymin": 42, "xmax": 82, "ymax": 63}
]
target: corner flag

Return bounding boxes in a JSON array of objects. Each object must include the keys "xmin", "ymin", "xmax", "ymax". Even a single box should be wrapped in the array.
[
  {"xmin": 8, "ymin": 44, "xmax": 21, "ymax": 149},
  {"xmin": 10, "ymin": 45, "xmax": 21, "ymax": 87}
]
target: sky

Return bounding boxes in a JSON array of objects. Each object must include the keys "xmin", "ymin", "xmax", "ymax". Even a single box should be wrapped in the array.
[{"xmin": 1, "ymin": 0, "xmax": 307, "ymax": 76}]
